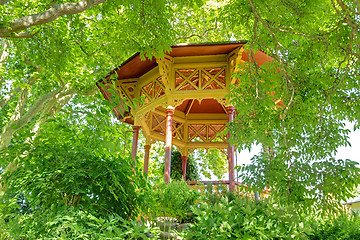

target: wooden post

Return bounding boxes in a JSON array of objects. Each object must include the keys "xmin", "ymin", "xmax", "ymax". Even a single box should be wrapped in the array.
[
  {"xmin": 181, "ymin": 156, "xmax": 188, "ymax": 181},
  {"xmin": 164, "ymin": 106, "xmax": 175, "ymax": 183},
  {"xmin": 226, "ymin": 106, "xmax": 235, "ymax": 192},
  {"xmin": 144, "ymin": 140, "xmax": 151, "ymax": 174},
  {"xmin": 131, "ymin": 126, "xmax": 140, "ymax": 163}
]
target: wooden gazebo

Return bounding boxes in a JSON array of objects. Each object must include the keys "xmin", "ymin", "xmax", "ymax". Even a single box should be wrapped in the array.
[{"xmin": 97, "ymin": 42, "xmax": 272, "ymax": 191}]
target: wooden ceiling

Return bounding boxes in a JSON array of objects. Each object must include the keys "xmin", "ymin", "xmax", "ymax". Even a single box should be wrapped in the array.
[{"xmin": 176, "ymin": 99, "xmax": 226, "ymax": 114}]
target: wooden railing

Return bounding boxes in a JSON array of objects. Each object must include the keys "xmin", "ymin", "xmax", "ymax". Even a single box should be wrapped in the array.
[
  {"xmin": 185, "ymin": 180, "xmax": 245, "ymax": 193},
  {"xmin": 186, "ymin": 180, "xmax": 243, "ymax": 186},
  {"xmin": 185, "ymin": 180, "xmax": 270, "ymax": 197}
]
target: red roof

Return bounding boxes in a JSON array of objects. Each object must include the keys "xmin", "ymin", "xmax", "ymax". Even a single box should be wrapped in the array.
[{"xmin": 109, "ymin": 42, "xmax": 246, "ymax": 81}]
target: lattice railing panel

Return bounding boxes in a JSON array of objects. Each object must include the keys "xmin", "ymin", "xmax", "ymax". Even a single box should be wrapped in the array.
[
  {"xmin": 188, "ymin": 123, "xmax": 226, "ymax": 143},
  {"xmin": 144, "ymin": 111, "xmax": 227, "ymax": 143},
  {"xmin": 150, "ymin": 112, "xmax": 166, "ymax": 134},
  {"xmin": 175, "ymin": 67, "xmax": 226, "ymax": 91},
  {"xmin": 175, "ymin": 69, "xmax": 199, "ymax": 91},
  {"xmin": 172, "ymin": 122, "xmax": 185, "ymax": 141},
  {"xmin": 145, "ymin": 112, "xmax": 185, "ymax": 140},
  {"xmin": 202, "ymin": 67, "xmax": 226, "ymax": 89}
]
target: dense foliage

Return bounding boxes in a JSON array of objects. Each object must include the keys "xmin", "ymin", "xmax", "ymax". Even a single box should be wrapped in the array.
[
  {"xmin": 194, "ymin": 149, "xmax": 228, "ymax": 179},
  {"xmin": 1, "ymin": 137, "xmax": 146, "ymax": 217},
  {"xmin": 0, "ymin": 207, "xmax": 159, "ymax": 240},
  {"xmin": 308, "ymin": 212, "xmax": 360, "ymax": 240},
  {"xmin": 167, "ymin": 151, "xmax": 200, "ymax": 181},
  {"xmin": 236, "ymin": 153, "xmax": 360, "ymax": 214},
  {"xmin": 146, "ymin": 181, "xmax": 201, "ymax": 223},
  {"xmin": 225, "ymin": 0, "xmax": 360, "ymax": 213},
  {"xmin": 0, "ymin": 101, "xmax": 150, "ymax": 239},
  {"xmin": 187, "ymin": 193, "xmax": 311, "ymax": 239},
  {"xmin": 151, "ymin": 148, "xmax": 227, "ymax": 182}
]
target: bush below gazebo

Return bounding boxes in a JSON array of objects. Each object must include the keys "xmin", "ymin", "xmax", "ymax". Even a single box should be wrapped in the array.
[{"xmin": 2, "ymin": 178, "xmax": 360, "ymax": 239}]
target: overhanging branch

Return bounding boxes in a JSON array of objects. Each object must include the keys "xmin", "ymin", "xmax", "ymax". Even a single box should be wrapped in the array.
[
  {"xmin": 0, "ymin": 0, "xmax": 106, "ymax": 37},
  {"xmin": 5, "ymin": 31, "xmax": 39, "ymax": 39},
  {"xmin": 0, "ymin": 0, "xmax": 9, "ymax": 5}
]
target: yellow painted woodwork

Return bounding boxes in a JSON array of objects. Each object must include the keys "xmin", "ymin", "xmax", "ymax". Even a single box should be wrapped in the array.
[
  {"xmin": 173, "ymin": 54, "xmax": 228, "ymax": 64},
  {"xmin": 114, "ymin": 46, "xmax": 245, "ymax": 150}
]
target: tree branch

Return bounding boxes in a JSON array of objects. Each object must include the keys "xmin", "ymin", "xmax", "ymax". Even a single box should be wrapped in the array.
[
  {"xmin": 57, "ymin": 84, "xmax": 99, "ymax": 98},
  {"xmin": 248, "ymin": 0, "xmax": 284, "ymax": 52},
  {"xmin": 79, "ymin": 85, "xmax": 99, "ymax": 96},
  {"xmin": 0, "ymin": 73, "xmax": 40, "ymax": 111},
  {"xmin": 0, "ymin": 39, "xmax": 10, "ymax": 64},
  {"xmin": 0, "ymin": 0, "xmax": 9, "ymax": 5},
  {"xmin": 29, "ymin": 93, "xmax": 72, "ymax": 138},
  {"xmin": 24, "ymin": 59, "xmax": 43, "ymax": 73},
  {"xmin": 354, "ymin": 0, "xmax": 360, "ymax": 12},
  {"xmin": 0, "ymin": 84, "xmax": 64, "ymax": 150},
  {"xmin": 60, "ymin": 109, "xmax": 90, "ymax": 115},
  {"xmin": 269, "ymin": 26, "xmax": 326, "ymax": 38},
  {"xmin": 16, "ymin": 86, "xmax": 64, "ymax": 127},
  {"xmin": 331, "ymin": 0, "xmax": 360, "ymax": 29},
  {"xmin": 5, "ymin": 30, "xmax": 40, "ymax": 39},
  {"xmin": 0, "ymin": 0, "xmax": 106, "ymax": 37},
  {"xmin": 25, "ymin": 83, "xmax": 98, "ymax": 147},
  {"xmin": 9, "ymin": 86, "xmax": 29, "ymax": 123}
]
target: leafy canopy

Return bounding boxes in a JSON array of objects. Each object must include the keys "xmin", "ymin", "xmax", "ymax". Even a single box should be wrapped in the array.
[{"xmin": 224, "ymin": 0, "xmax": 360, "ymax": 214}]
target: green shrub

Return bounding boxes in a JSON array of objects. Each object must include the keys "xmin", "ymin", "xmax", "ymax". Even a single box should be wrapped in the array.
[
  {"xmin": 0, "ymin": 206, "xmax": 159, "ymax": 239},
  {"xmin": 0, "ymin": 120, "xmax": 149, "ymax": 239},
  {"xmin": 308, "ymin": 212, "xmax": 360, "ymax": 240},
  {"xmin": 201, "ymin": 182, "xmax": 233, "ymax": 204},
  {"xmin": 186, "ymin": 196, "xmax": 311, "ymax": 240},
  {"xmin": 157, "ymin": 150, "xmax": 200, "ymax": 181},
  {"xmin": 147, "ymin": 181, "xmax": 201, "ymax": 223},
  {"xmin": 0, "ymin": 151, "xmax": 151, "ymax": 239},
  {"xmin": 1, "ymin": 149, "xmax": 147, "ymax": 219}
]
